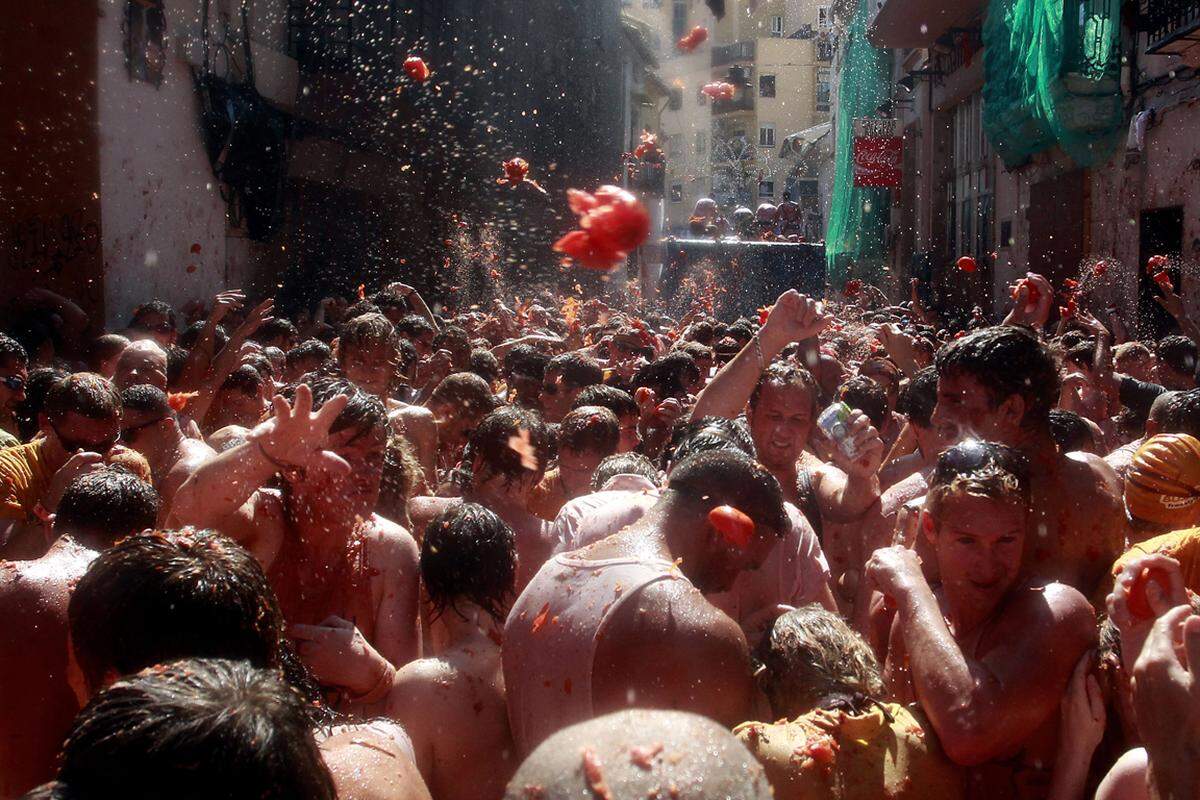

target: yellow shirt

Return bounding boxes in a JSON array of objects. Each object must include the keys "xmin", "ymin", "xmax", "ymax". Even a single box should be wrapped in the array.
[
  {"xmin": 0, "ymin": 439, "xmax": 51, "ymax": 522},
  {"xmin": 734, "ymin": 703, "xmax": 964, "ymax": 800},
  {"xmin": 1112, "ymin": 527, "xmax": 1200, "ymax": 594}
]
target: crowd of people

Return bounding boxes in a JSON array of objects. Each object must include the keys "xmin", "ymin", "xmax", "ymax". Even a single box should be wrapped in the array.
[{"xmin": 0, "ymin": 267, "xmax": 1199, "ymax": 800}]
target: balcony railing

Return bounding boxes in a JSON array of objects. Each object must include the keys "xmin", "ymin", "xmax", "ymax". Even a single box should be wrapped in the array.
[
  {"xmin": 1144, "ymin": 0, "xmax": 1200, "ymax": 55},
  {"xmin": 712, "ymin": 40, "xmax": 756, "ymax": 67}
]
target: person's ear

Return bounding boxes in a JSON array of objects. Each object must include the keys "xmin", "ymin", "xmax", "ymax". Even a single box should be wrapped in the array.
[
  {"xmin": 921, "ymin": 510, "xmax": 937, "ymax": 545},
  {"xmin": 997, "ymin": 393, "xmax": 1026, "ymax": 431}
]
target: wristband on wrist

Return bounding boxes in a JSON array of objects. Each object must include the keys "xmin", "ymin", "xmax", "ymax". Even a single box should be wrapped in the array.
[{"xmin": 255, "ymin": 439, "xmax": 303, "ymax": 473}]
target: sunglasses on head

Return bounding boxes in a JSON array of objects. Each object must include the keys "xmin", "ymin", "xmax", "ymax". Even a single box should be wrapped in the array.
[
  {"xmin": 1, "ymin": 375, "xmax": 25, "ymax": 392},
  {"xmin": 933, "ymin": 440, "xmax": 1028, "ymax": 485}
]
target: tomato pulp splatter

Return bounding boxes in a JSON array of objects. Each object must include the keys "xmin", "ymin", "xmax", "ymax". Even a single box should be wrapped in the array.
[
  {"xmin": 700, "ymin": 82, "xmax": 736, "ymax": 101},
  {"xmin": 403, "ymin": 55, "xmax": 431, "ymax": 82},
  {"xmin": 676, "ymin": 25, "xmax": 709, "ymax": 52},
  {"xmin": 553, "ymin": 186, "xmax": 650, "ymax": 270},
  {"xmin": 1128, "ymin": 567, "xmax": 1172, "ymax": 619},
  {"xmin": 708, "ymin": 505, "xmax": 755, "ymax": 550}
]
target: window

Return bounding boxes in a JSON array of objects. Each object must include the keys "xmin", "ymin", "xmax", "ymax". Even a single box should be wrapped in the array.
[
  {"xmin": 759, "ymin": 181, "xmax": 775, "ymax": 198},
  {"xmin": 770, "ymin": 15, "xmax": 784, "ymax": 37},
  {"xmin": 816, "ymin": 68, "xmax": 831, "ymax": 111},
  {"xmin": 668, "ymin": 134, "xmax": 684, "ymax": 158},
  {"xmin": 818, "ymin": 6, "xmax": 831, "ymax": 31},
  {"xmin": 672, "ymin": 0, "xmax": 688, "ymax": 39},
  {"xmin": 759, "ymin": 74, "xmax": 776, "ymax": 97},
  {"xmin": 670, "ymin": 183, "xmax": 684, "ymax": 203},
  {"xmin": 695, "ymin": 131, "xmax": 707, "ymax": 155},
  {"xmin": 759, "ymin": 124, "xmax": 775, "ymax": 147},
  {"xmin": 946, "ymin": 92, "xmax": 994, "ymax": 261}
]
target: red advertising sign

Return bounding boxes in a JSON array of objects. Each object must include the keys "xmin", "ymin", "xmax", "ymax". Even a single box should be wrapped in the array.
[{"xmin": 853, "ymin": 136, "xmax": 903, "ymax": 187}]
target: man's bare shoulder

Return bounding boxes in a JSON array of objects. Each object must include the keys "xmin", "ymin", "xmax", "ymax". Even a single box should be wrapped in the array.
[
  {"xmin": 364, "ymin": 515, "xmax": 419, "ymax": 574},
  {"xmin": 389, "ymin": 403, "xmax": 434, "ymax": 424},
  {"xmin": 994, "ymin": 581, "xmax": 1095, "ymax": 643},
  {"xmin": 608, "ymin": 576, "xmax": 744, "ymax": 645},
  {"xmin": 409, "ymin": 497, "xmax": 459, "ymax": 532},
  {"xmin": 1063, "ymin": 450, "xmax": 1123, "ymax": 502}
]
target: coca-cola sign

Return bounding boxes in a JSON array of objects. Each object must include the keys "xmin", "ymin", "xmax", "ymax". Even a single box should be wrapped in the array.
[{"xmin": 853, "ymin": 136, "xmax": 902, "ymax": 187}]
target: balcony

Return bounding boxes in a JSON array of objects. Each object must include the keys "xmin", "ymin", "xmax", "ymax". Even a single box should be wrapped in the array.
[
  {"xmin": 712, "ymin": 40, "xmax": 755, "ymax": 67},
  {"xmin": 867, "ymin": 0, "xmax": 986, "ymax": 48},
  {"xmin": 1144, "ymin": 0, "xmax": 1200, "ymax": 58},
  {"xmin": 712, "ymin": 90, "xmax": 755, "ymax": 114}
]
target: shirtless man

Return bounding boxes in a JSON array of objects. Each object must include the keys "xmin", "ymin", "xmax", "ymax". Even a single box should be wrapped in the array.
[
  {"xmin": 504, "ymin": 709, "xmax": 773, "ymax": 800},
  {"xmin": 409, "ymin": 407, "xmax": 552, "ymax": 590},
  {"xmin": 933, "ymin": 325, "xmax": 1125, "ymax": 595},
  {"xmin": 528, "ymin": 405, "xmax": 619, "ymax": 521},
  {"xmin": 425, "ymin": 372, "xmax": 497, "ymax": 477},
  {"xmin": 119, "ymin": 384, "xmax": 216, "ymax": 520},
  {"xmin": 66, "ymin": 528, "xmax": 430, "ymax": 800},
  {"xmin": 170, "ymin": 377, "xmax": 421, "ymax": 704},
  {"xmin": 0, "ymin": 333, "xmax": 29, "ymax": 447},
  {"xmin": 691, "ymin": 290, "xmax": 884, "ymax": 611},
  {"xmin": 503, "ymin": 450, "xmax": 790, "ymax": 754},
  {"xmin": 387, "ymin": 503, "xmax": 518, "ymax": 800},
  {"xmin": 866, "ymin": 439, "xmax": 1094, "ymax": 798},
  {"xmin": 336, "ymin": 312, "xmax": 438, "ymax": 490},
  {"xmin": 0, "ymin": 467, "xmax": 160, "ymax": 797}
]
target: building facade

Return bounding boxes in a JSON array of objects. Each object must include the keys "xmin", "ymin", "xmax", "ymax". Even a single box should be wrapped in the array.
[
  {"xmin": 2, "ymin": 0, "xmax": 631, "ymax": 326},
  {"xmin": 854, "ymin": 0, "xmax": 1199, "ymax": 329},
  {"xmin": 625, "ymin": 0, "xmax": 835, "ymax": 233}
]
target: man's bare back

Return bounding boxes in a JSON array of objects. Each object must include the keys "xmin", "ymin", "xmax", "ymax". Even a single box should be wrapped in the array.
[
  {"xmin": 0, "ymin": 538, "xmax": 97, "ymax": 796},
  {"xmin": 387, "ymin": 624, "xmax": 515, "ymax": 800}
]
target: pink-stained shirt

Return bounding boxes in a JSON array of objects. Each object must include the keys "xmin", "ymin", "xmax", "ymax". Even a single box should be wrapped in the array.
[
  {"xmin": 549, "ymin": 474, "xmax": 661, "ymax": 555},
  {"xmin": 551, "ymin": 480, "xmax": 831, "ymax": 629}
]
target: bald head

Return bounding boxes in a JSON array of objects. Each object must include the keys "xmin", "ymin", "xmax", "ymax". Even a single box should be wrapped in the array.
[
  {"xmin": 114, "ymin": 340, "xmax": 168, "ymax": 391},
  {"xmin": 505, "ymin": 710, "xmax": 772, "ymax": 800}
]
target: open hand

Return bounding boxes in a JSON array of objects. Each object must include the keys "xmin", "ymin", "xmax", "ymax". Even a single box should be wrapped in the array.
[{"xmin": 251, "ymin": 383, "xmax": 350, "ymax": 476}]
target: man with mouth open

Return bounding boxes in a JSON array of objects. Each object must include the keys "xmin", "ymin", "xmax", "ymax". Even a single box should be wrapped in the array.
[{"xmin": 867, "ymin": 440, "xmax": 1094, "ymax": 800}]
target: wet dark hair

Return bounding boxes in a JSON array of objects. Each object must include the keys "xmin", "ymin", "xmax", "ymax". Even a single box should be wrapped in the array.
[
  {"xmin": 371, "ymin": 289, "xmax": 412, "ymax": 315},
  {"xmin": 429, "ymin": 372, "xmax": 497, "ymax": 420},
  {"xmin": 675, "ymin": 340, "xmax": 714, "ymax": 366},
  {"xmin": 128, "ymin": 299, "xmax": 176, "ymax": 330},
  {"xmin": 395, "ymin": 314, "xmax": 435, "ymax": 340},
  {"xmin": 592, "ymin": 452, "xmax": 659, "ymax": 491},
  {"xmin": 468, "ymin": 406, "xmax": 551, "ymax": 486},
  {"xmin": 897, "ymin": 366, "xmax": 938, "ymax": 428},
  {"xmin": 684, "ymin": 320, "xmax": 716, "ymax": 346},
  {"xmin": 58, "ymin": 658, "xmax": 337, "ymax": 800},
  {"xmin": 928, "ymin": 439, "xmax": 1031, "ymax": 519},
  {"xmin": 749, "ymin": 363, "xmax": 819, "ymax": 412},
  {"xmin": 559, "ymin": 406, "xmax": 619, "ymax": 455},
  {"xmin": 573, "ymin": 384, "xmax": 638, "ymax": 419},
  {"xmin": 547, "ymin": 352, "xmax": 603, "ymax": 390},
  {"xmin": 16, "ymin": 367, "xmax": 69, "ymax": 440},
  {"xmin": 338, "ymin": 313, "xmax": 398, "ymax": 356},
  {"xmin": 55, "ymin": 466, "xmax": 160, "ymax": 546},
  {"xmin": 165, "ymin": 346, "xmax": 189, "ymax": 389},
  {"xmin": 468, "ymin": 348, "xmax": 501, "ymax": 384},
  {"xmin": 1065, "ymin": 341, "xmax": 1097, "ymax": 372},
  {"xmin": 295, "ymin": 375, "xmax": 388, "ymax": 441},
  {"xmin": 178, "ymin": 322, "xmax": 227, "ymax": 352},
  {"xmin": 253, "ymin": 318, "xmax": 299, "ymax": 348},
  {"xmin": 421, "ymin": 503, "xmax": 516, "ymax": 623},
  {"xmin": 242, "ymin": 353, "xmax": 276, "ymax": 383},
  {"xmin": 666, "ymin": 450, "xmax": 788, "ymax": 535},
  {"xmin": 1161, "ymin": 388, "xmax": 1200, "ymax": 439},
  {"xmin": 666, "ymin": 416, "xmax": 756, "ymax": 469},
  {"xmin": 46, "ymin": 373, "xmax": 122, "ymax": 423},
  {"xmin": 837, "ymin": 376, "xmax": 888, "ymax": 430},
  {"xmin": 433, "ymin": 325, "xmax": 471, "ymax": 356},
  {"xmin": 0, "ymin": 332, "xmax": 29, "ymax": 367},
  {"xmin": 935, "ymin": 325, "xmax": 1060, "ymax": 429},
  {"xmin": 68, "ymin": 530, "xmax": 284, "ymax": 692},
  {"xmin": 285, "ymin": 340, "xmax": 332, "ymax": 371},
  {"xmin": 503, "ymin": 344, "xmax": 549, "ymax": 380},
  {"xmin": 120, "ymin": 383, "xmax": 172, "ymax": 418},
  {"xmin": 631, "ymin": 352, "xmax": 700, "ymax": 400},
  {"xmin": 1049, "ymin": 409, "xmax": 1094, "ymax": 453},
  {"xmin": 1158, "ymin": 334, "xmax": 1198, "ymax": 377},
  {"xmin": 220, "ymin": 364, "xmax": 265, "ymax": 396}
]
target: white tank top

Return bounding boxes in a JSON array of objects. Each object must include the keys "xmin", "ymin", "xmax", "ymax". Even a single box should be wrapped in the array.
[{"xmin": 502, "ymin": 552, "xmax": 681, "ymax": 755}]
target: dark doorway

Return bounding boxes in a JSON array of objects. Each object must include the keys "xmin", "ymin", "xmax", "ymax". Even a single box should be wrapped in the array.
[
  {"xmin": 1028, "ymin": 169, "xmax": 1085, "ymax": 287},
  {"xmin": 1139, "ymin": 206, "xmax": 1183, "ymax": 339}
]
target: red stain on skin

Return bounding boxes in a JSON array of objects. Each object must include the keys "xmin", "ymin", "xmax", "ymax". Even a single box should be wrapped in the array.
[
  {"xmin": 581, "ymin": 748, "xmax": 613, "ymax": 800},
  {"xmin": 629, "ymin": 743, "xmax": 664, "ymax": 769},
  {"xmin": 531, "ymin": 603, "xmax": 551, "ymax": 634}
]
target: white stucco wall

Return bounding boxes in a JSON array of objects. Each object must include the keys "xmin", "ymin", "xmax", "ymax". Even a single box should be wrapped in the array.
[{"xmin": 97, "ymin": 0, "xmax": 294, "ymax": 327}]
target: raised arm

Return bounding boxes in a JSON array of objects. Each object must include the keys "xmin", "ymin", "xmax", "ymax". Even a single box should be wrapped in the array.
[
  {"xmin": 170, "ymin": 384, "xmax": 348, "ymax": 536},
  {"xmin": 185, "ymin": 298, "xmax": 273, "ymax": 429},
  {"xmin": 868, "ymin": 546, "xmax": 1094, "ymax": 766},
  {"xmin": 691, "ymin": 290, "xmax": 828, "ymax": 421},
  {"xmin": 388, "ymin": 282, "xmax": 440, "ymax": 332},
  {"xmin": 177, "ymin": 290, "xmax": 246, "ymax": 390}
]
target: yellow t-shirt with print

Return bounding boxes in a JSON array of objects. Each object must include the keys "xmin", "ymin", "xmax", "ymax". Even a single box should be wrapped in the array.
[
  {"xmin": 734, "ymin": 703, "xmax": 964, "ymax": 800},
  {"xmin": 0, "ymin": 439, "xmax": 51, "ymax": 522}
]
